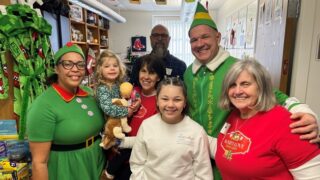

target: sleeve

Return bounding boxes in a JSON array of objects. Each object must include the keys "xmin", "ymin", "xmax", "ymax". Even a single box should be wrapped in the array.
[
  {"xmin": 119, "ymin": 136, "xmax": 136, "ymax": 149},
  {"xmin": 129, "ymin": 124, "xmax": 147, "ymax": 180},
  {"xmin": 129, "ymin": 57, "xmax": 141, "ymax": 86},
  {"xmin": 274, "ymin": 90, "xmax": 319, "ymax": 133},
  {"xmin": 274, "ymin": 112, "xmax": 320, "ymax": 170},
  {"xmin": 207, "ymin": 135, "xmax": 217, "ymax": 159},
  {"xmin": 180, "ymin": 60, "xmax": 187, "ymax": 80},
  {"xmin": 273, "ymin": 89, "xmax": 289, "ymax": 106},
  {"xmin": 27, "ymin": 97, "xmax": 56, "ymax": 142},
  {"xmin": 289, "ymin": 102, "xmax": 320, "ymax": 133},
  {"xmin": 96, "ymin": 85, "xmax": 128, "ymax": 118},
  {"xmin": 193, "ymin": 128, "xmax": 214, "ymax": 180},
  {"xmin": 290, "ymin": 154, "xmax": 320, "ymax": 179}
]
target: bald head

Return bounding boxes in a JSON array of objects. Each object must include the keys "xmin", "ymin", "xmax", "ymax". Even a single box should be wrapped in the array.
[
  {"xmin": 150, "ymin": 24, "xmax": 171, "ymax": 58},
  {"xmin": 151, "ymin": 24, "xmax": 170, "ymax": 36}
]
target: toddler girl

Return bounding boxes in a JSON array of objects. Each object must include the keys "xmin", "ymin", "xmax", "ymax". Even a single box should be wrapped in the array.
[{"xmin": 95, "ymin": 50, "xmax": 139, "ymax": 179}]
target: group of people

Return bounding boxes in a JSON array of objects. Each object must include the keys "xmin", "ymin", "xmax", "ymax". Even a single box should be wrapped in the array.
[{"xmin": 26, "ymin": 2, "xmax": 320, "ymax": 180}]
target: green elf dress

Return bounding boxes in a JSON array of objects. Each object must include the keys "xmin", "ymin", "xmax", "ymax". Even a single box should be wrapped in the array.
[
  {"xmin": 184, "ymin": 47, "xmax": 291, "ymax": 180},
  {"xmin": 27, "ymin": 83, "xmax": 106, "ymax": 180}
]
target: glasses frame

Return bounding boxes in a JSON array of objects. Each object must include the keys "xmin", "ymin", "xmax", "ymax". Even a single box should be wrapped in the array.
[
  {"xmin": 58, "ymin": 60, "xmax": 86, "ymax": 70},
  {"xmin": 151, "ymin": 33, "xmax": 169, "ymax": 39}
]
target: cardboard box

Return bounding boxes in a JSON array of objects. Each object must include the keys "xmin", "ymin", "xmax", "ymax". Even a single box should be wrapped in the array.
[
  {"xmin": 0, "ymin": 120, "xmax": 17, "ymax": 135},
  {"xmin": 0, "ymin": 160, "xmax": 29, "ymax": 180},
  {"xmin": 0, "ymin": 120, "xmax": 18, "ymax": 141}
]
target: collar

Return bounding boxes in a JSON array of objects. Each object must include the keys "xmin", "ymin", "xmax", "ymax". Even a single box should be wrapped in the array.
[
  {"xmin": 150, "ymin": 50, "xmax": 170, "ymax": 60},
  {"xmin": 192, "ymin": 46, "xmax": 230, "ymax": 74},
  {"xmin": 52, "ymin": 83, "xmax": 88, "ymax": 102}
]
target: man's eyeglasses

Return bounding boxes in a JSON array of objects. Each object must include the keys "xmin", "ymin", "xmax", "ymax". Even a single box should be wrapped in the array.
[
  {"xmin": 151, "ymin": 33, "xmax": 169, "ymax": 39},
  {"xmin": 58, "ymin": 60, "xmax": 86, "ymax": 70}
]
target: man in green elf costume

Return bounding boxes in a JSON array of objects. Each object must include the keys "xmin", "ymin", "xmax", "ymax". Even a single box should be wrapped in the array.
[{"xmin": 184, "ymin": 2, "xmax": 320, "ymax": 179}]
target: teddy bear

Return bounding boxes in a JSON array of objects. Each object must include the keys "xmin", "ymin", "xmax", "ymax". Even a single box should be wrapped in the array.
[
  {"xmin": 99, "ymin": 99, "xmax": 129, "ymax": 151},
  {"xmin": 99, "ymin": 82, "xmax": 139, "ymax": 150}
]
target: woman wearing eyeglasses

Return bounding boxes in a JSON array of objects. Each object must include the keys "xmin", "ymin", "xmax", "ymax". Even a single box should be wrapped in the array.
[{"xmin": 26, "ymin": 42, "xmax": 106, "ymax": 180}]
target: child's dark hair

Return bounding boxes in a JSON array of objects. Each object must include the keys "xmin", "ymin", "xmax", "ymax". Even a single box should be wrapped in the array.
[
  {"xmin": 156, "ymin": 76, "xmax": 189, "ymax": 114},
  {"xmin": 136, "ymin": 54, "xmax": 165, "ymax": 87}
]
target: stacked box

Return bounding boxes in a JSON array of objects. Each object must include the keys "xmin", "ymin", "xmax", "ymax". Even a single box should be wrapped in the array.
[{"xmin": 0, "ymin": 160, "xmax": 29, "ymax": 180}]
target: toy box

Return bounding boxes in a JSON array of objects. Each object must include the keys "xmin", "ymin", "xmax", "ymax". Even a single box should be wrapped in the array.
[
  {"xmin": 0, "ymin": 160, "xmax": 29, "ymax": 180},
  {"xmin": 0, "ymin": 120, "xmax": 18, "ymax": 141}
]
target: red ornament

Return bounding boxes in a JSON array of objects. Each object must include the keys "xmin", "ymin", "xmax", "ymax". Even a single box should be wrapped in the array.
[
  {"xmin": 13, "ymin": 72, "xmax": 20, "ymax": 88},
  {"xmin": 0, "ymin": 78, "xmax": 4, "ymax": 94},
  {"xmin": 37, "ymin": 48, "xmax": 45, "ymax": 59},
  {"xmin": 19, "ymin": 45, "xmax": 29, "ymax": 59},
  {"xmin": 66, "ymin": 42, "xmax": 74, "ymax": 47}
]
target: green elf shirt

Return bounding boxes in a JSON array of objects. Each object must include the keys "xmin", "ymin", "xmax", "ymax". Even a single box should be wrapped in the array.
[
  {"xmin": 184, "ymin": 47, "xmax": 291, "ymax": 180},
  {"xmin": 27, "ymin": 83, "xmax": 105, "ymax": 180}
]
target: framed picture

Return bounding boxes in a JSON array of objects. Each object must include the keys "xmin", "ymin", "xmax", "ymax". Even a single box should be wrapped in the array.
[
  {"xmin": 70, "ymin": 4, "xmax": 83, "ymax": 22},
  {"xmin": 258, "ymin": 2, "xmax": 265, "ymax": 27},
  {"xmin": 246, "ymin": 0, "xmax": 258, "ymax": 49},
  {"xmin": 238, "ymin": 7, "xmax": 247, "ymax": 49},
  {"xmin": 317, "ymin": 34, "xmax": 320, "ymax": 61},
  {"xmin": 273, "ymin": 0, "xmax": 283, "ymax": 20},
  {"xmin": 131, "ymin": 36, "xmax": 146, "ymax": 52},
  {"xmin": 265, "ymin": 0, "xmax": 272, "ymax": 25}
]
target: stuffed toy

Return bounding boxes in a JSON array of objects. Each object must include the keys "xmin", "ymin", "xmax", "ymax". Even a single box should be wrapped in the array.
[
  {"xmin": 100, "ymin": 82, "xmax": 140, "ymax": 150},
  {"xmin": 99, "ymin": 99, "xmax": 128, "ymax": 151},
  {"xmin": 119, "ymin": 81, "xmax": 140, "ymax": 106}
]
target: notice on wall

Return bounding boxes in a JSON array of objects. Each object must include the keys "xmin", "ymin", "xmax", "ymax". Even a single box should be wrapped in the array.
[{"xmin": 317, "ymin": 34, "xmax": 320, "ymax": 61}]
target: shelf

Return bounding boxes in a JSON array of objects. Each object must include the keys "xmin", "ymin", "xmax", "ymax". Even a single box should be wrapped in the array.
[
  {"xmin": 99, "ymin": 27, "xmax": 108, "ymax": 31},
  {"xmin": 69, "ymin": 2, "xmax": 110, "ymax": 87},
  {"xmin": 70, "ymin": 19, "xmax": 85, "ymax": 25},
  {"xmin": 87, "ymin": 23, "xmax": 98, "ymax": 28},
  {"xmin": 88, "ymin": 43, "xmax": 99, "ymax": 46},
  {"xmin": 71, "ymin": 41, "xmax": 86, "ymax": 44}
]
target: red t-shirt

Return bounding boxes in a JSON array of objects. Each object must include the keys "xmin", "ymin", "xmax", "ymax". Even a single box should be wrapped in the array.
[
  {"xmin": 128, "ymin": 87, "xmax": 157, "ymax": 136},
  {"xmin": 216, "ymin": 105, "xmax": 320, "ymax": 180}
]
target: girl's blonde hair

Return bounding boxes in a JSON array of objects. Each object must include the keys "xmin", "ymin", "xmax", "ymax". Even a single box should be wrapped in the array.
[{"xmin": 95, "ymin": 49, "xmax": 127, "ymax": 87}]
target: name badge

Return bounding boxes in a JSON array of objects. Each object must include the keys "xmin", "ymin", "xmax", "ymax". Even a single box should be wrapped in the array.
[
  {"xmin": 176, "ymin": 133, "xmax": 193, "ymax": 146},
  {"xmin": 220, "ymin": 123, "xmax": 231, "ymax": 135},
  {"xmin": 166, "ymin": 68, "xmax": 172, "ymax": 75}
]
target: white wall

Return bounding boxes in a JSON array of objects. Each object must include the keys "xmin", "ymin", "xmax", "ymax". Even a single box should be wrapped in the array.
[
  {"xmin": 109, "ymin": 11, "xmax": 180, "ymax": 55},
  {"xmin": 216, "ymin": 0, "xmax": 256, "ymax": 38},
  {"xmin": 108, "ymin": 6, "xmax": 217, "ymax": 56},
  {"xmin": 291, "ymin": 0, "xmax": 320, "ymax": 116},
  {"xmin": 217, "ymin": 0, "xmax": 320, "ymax": 115}
]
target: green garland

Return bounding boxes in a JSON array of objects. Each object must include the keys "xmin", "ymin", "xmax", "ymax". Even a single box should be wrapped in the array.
[{"xmin": 0, "ymin": 4, "xmax": 55, "ymax": 139}]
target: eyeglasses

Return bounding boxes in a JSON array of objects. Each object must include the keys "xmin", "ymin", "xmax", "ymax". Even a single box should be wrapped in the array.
[
  {"xmin": 58, "ymin": 60, "xmax": 86, "ymax": 70},
  {"xmin": 151, "ymin": 33, "xmax": 169, "ymax": 39}
]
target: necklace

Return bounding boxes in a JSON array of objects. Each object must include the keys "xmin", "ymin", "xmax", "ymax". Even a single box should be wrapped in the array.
[
  {"xmin": 234, "ymin": 118, "xmax": 248, "ymax": 131},
  {"xmin": 141, "ymin": 90, "xmax": 156, "ymax": 97},
  {"xmin": 234, "ymin": 110, "xmax": 258, "ymax": 131}
]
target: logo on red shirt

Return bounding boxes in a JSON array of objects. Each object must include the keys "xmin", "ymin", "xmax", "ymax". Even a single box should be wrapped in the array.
[{"xmin": 221, "ymin": 130, "xmax": 251, "ymax": 160}]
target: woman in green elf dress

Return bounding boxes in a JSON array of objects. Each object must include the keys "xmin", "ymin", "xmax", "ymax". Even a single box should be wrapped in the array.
[{"xmin": 27, "ymin": 42, "xmax": 105, "ymax": 180}]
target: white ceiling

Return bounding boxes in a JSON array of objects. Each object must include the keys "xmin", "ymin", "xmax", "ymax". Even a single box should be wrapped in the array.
[{"xmin": 100, "ymin": 0, "xmax": 225, "ymax": 11}]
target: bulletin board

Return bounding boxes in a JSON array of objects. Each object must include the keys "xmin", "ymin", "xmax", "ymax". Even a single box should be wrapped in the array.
[{"xmin": 225, "ymin": 0, "xmax": 258, "ymax": 50}]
